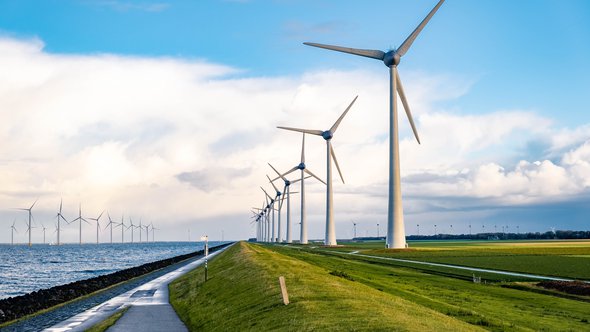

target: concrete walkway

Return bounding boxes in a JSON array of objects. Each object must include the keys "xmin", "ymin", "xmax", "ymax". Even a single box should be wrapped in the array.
[{"xmin": 45, "ymin": 245, "xmax": 231, "ymax": 332}]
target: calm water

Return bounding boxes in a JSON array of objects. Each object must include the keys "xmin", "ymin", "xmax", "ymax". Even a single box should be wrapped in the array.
[{"xmin": 0, "ymin": 241, "xmax": 221, "ymax": 299}]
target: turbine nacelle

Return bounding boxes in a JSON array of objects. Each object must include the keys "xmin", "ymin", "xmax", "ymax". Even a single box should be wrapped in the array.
[
  {"xmin": 321, "ymin": 130, "xmax": 333, "ymax": 141},
  {"xmin": 284, "ymin": 179, "xmax": 291, "ymax": 186},
  {"xmin": 383, "ymin": 51, "xmax": 401, "ymax": 67},
  {"xmin": 297, "ymin": 162, "xmax": 306, "ymax": 170}
]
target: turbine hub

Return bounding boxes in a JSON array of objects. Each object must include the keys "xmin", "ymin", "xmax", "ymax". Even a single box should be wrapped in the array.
[
  {"xmin": 322, "ymin": 131, "xmax": 333, "ymax": 140},
  {"xmin": 297, "ymin": 162, "xmax": 306, "ymax": 170},
  {"xmin": 285, "ymin": 180, "xmax": 291, "ymax": 186},
  {"xmin": 277, "ymin": 192, "xmax": 282, "ymax": 196},
  {"xmin": 383, "ymin": 51, "xmax": 401, "ymax": 67}
]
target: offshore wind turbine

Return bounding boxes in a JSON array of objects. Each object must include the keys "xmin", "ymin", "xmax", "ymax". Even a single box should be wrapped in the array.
[
  {"xmin": 88, "ymin": 210, "xmax": 104, "ymax": 245},
  {"xmin": 104, "ymin": 213, "xmax": 117, "ymax": 244},
  {"xmin": 278, "ymin": 96, "xmax": 357, "ymax": 246},
  {"xmin": 10, "ymin": 220, "xmax": 18, "ymax": 245},
  {"xmin": 304, "ymin": 0, "xmax": 445, "ymax": 248},
  {"xmin": 274, "ymin": 133, "xmax": 325, "ymax": 244},
  {"xmin": 55, "ymin": 199, "xmax": 68, "ymax": 245},
  {"xmin": 70, "ymin": 204, "xmax": 90, "ymax": 245},
  {"xmin": 15, "ymin": 199, "xmax": 37, "ymax": 247},
  {"xmin": 129, "ymin": 218, "xmax": 135, "ymax": 243},
  {"xmin": 41, "ymin": 224, "xmax": 47, "ymax": 244}
]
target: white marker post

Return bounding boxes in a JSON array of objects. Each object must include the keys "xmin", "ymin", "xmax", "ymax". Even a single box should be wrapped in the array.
[{"xmin": 201, "ymin": 235, "xmax": 209, "ymax": 281}]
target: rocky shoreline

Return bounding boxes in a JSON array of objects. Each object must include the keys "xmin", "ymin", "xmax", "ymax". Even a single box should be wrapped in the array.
[{"xmin": 0, "ymin": 242, "xmax": 231, "ymax": 325}]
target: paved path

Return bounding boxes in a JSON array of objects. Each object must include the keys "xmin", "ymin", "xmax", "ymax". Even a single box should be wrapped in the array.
[{"xmin": 45, "ymin": 245, "xmax": 231, "ymax": 332}]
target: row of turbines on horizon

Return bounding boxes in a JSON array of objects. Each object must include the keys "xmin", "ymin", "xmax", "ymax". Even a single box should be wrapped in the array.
[
  {"xmin": 7, "ymin": 199, "xmax": 159, "ymax": 246},
  {"xmin": 251, "ymin": 0, "xmax": 446, "ymax": 247}
]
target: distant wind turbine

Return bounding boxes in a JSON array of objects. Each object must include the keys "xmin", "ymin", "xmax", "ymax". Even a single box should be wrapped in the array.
[
  {"xmin": 275, "ymin": 133, "xmax": 325, "ymax": 244},
  {"xmin": 304, "ymin": 0, "xmax": 445, "ymax": 248},
  {"xmin": 278, "ymin": 96, "xmax": 357, "ymax": 246},
  {"xmin": 70, "ymin": 204, "xmax": 90, "ymax": 245},
  {"xmin": 55, "ymin": 199, "xmax": 68, "ymax": 245},
  {"xmin": 15, "ymin": 199, "xmax": 37, "ymax": 247},
  {"xmin": 10, "ymin": 220, "xmax": 18, "ymax": 245},
  {"xmin": 261, "ymin": 187, "xmax": 276, "ymax": 242},
  {"xmin": 41, "ymin": 224, "xmax": 47, "ymax": 244},
  {"xmin": 268, "ymin": 163, "xmax": 307, "ymax": 244},
  {"xmin": 104, "ymin": 213, "xmax": 117, "ymax": 244},
  {"xmin": 88, "ymin": 210, "xmax": 104, "ymax": 245}
]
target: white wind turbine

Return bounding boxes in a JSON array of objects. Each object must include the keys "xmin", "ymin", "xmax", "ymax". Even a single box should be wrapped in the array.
[
  {"xmin": 104, "ymin": 213, "xmax": 117, "ymax": 244},
  {"xmin": 303, "ymin": 0, "xmax": 445, "ymax": 248},
  {"xmin": 275, "ymin": 133, "xmax": 325, "ymax": 244},
  {"xmin": 129, "ymin": 217, "xmax": 135, "ymax": 243},
  {"xmin": 10, "ymin": 220, "xmax": 18, "ymax": 245},
  {"xmin": 55, "ymin": 199, "xmax": 68, "ymax": 245},
  {"xmin": 261, "ymin": 187, "xmax": 276, "ymax": 242},
  {"xmin": 268, "ymin": 163, "xmax": 307, "ymax": 244},
  {"xmin": 70, "ymin": 204, "xmax": 90, "ymax": 245},
  {"xmin": 41, "ymin": 224, "xmax": 48, "ymax": 244},
  {"xmin": 266, "ymin": 175, "xmax": 285, "ymax": 242},
  {"xmin": 278, "ymin": 96, "xmax": 357, "ymax": 246},
  {"xmin": 15, "ymin": 199, "xmax": 37, "ymax": 247},
  {"xmin": 88, "ymin": 210, "xmax": 104, "ymax": 245}
]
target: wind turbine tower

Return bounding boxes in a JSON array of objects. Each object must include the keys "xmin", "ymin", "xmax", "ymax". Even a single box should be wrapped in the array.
[
  {"xmin": 303, "ymin": 0, "xmax": 445, "ymax": 248},
  {"xmin": 10, "ymin": 220, "xmax": 18, "ymax": 245},
  {"xmin": 70, "ymin": 204, "xmax": 90, "ymax": 245},
  {"xmin": 88, "ymin": 210, "xmax": 104, "ymax": 245},
  {"xmin": 279, "ymin": 96, "xmax": 357, "ymax": 246},
  {"xmin": 55, "ymin": 199, "xmax": 68, "ymax": 245}
]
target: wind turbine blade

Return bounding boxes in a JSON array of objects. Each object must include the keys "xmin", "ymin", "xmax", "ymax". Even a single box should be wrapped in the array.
[
  {"xmin": 330, "ymin": 95, "xmax": 358, "ymax": 133},
  {"xmin": 260, "ymin": 187, "xmax": 273, "ymax": 200},
  {"xmin": 266, "ymin": 175, "xmax": 280, "ymax": 192},
  {"xmin": 97, "ymin": 210, "xmax": 104, "ymax": 220},
  {"xmin": 304, "ymin": 169, "xmax": 326, "ymax": 185},
  {"xmin": 277, "ymin": 126, "xmax": 323, "ymax": 136},
  {"xmin": 303, "ymin": 42, "xmax": 385, "ymax": 60},
  {"xmin": 396, "ymin": 68, "xmax": 421, "ymax": 144},
  {"xmin": 281, "ymin": 166, "xmax": 299, "ymax": 178},
  {"xmin": 268, "ymin": 163, "xmax": 287, "ymax": 181},
  {"xmin": 396, "ymin": 0, "xmax": 445, "ymax": 58},
  {"xmin": 30, "ymin": 198, "xmax": 38, "ymax": 210},
  {"xmin": 291, "ymin": 175, "xmax": 312, "ymax": 184},
  {"xmin": 301, "ymin": 133, "xmax": 305, "ymax": 163},
  {"xmin": 330, "ymin": 142, "xmax": 345, "ymax": 184}
]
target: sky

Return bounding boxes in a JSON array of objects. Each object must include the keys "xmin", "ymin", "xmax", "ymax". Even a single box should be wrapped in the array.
[{"xmin": 0, "ymin": 0, "xmax": 589, "ymax": 243}]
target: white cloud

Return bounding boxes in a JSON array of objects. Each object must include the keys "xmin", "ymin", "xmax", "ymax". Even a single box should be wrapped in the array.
[{"xmin": 0, "ymin": 36, "xmax": 589, "ymax": 244}]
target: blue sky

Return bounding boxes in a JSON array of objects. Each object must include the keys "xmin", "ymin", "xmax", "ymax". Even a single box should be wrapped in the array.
[{"xmin": 0, "ymin": 0, "xmax": 589, "ymax": 242}]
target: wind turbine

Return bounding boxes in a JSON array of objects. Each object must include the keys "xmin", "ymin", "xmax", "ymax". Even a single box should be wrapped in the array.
[
  {"xmin": 88, "ymin": 210, "xmax": 104, "ymax": 245},
  {"xmin": 352, "ymin": 221, "xmax": 357, "ymax": 239},
  {"xmin": 70, "ymin": 204, "xmax": 90, "ymax": 245},
  {"xmin": 10, "ymin": 220, "xmax": 18, "ymax": 245},
  {"xmin": 261, "ymin": 187, "xmax": 276, "ymax": 242},
  {"xmin": 41, "ymin": 224, "xmax": 47, "ymax": 244},
  {"xmin": 104, "ymin": 213, "xmax": 117, "ymax": 244},
  {"xmin": 275, "ymin": 133, "xmax": 325, "ymax": 244},
  {"xmin": 266, "ymin": 175, "xmax": 283, "ymax": 242},
  {"xmin": 129, "ymin": 217, "xmax": 135, "ymax": 243},
  {"xmin": 303, "ymin": 0, "xmax": 445, "ymax": 248},
  {"xmin": 16, "ymin": 199, "xmax": 37, "ymax": 247},
  {"xmin": 268, "ymin": 163, "xmax": 307, "ymax": 244},
  {"xmin": 278, "ymin": 96, "xmax": 357, "ymax": 246},
  {"xmin": 55, "ymin": 199, "xmax": 68, "ymax": 245},
  {"xmin": 143, "ymin": 222, "xmax": 149, "ymax": 243}
]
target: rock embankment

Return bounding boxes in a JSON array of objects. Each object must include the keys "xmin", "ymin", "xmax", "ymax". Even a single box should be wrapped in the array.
[
  {"xmin": 0, "ymin": 243, "xmax": 230, "ymax": 325},
  {"xmin": 537, "ymin": 280, "xmax": 590, "ymax": 296}
]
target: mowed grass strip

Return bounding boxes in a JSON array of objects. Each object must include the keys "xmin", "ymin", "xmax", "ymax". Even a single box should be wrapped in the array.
[{"xmin": 169, "ymin": 242, "xmax": 482, "ymax": 331}]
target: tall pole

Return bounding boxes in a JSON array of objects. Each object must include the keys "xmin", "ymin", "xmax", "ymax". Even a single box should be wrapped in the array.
[
  {"xmin": 266, "ymin": 211, "xmax": 271, "ymax": 242},
  {"xmin": 387, "ymin": 65, "xmax": 406, "ymax": 249},
  {"xmin": 286, "ymin": 186, "xmax": 292, "ymax": 243},
  {"xmin": 271, "ymin": 205, "xmax": 276, "ymax": 243},
  {"xmin": 300, "ymin": 169, "xmax": 307, "ymax": 244},
  {"xmin": 28, "ymin": 211, "xmax": 32, "ymax": 247},
  {"xmin": 325, "ymin": 140, "xmax": 336, "ymax": 245},
  {"xmin": 277, "ymin": 200, "xmax": 282, "ymax": 243}
]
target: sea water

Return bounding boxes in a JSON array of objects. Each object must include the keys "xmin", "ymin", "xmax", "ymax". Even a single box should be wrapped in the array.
[{"xmin": 0, "ymin": 241, "xmax": 220, "ymax": 299}]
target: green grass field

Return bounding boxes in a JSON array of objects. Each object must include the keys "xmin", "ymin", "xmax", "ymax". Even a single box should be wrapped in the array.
[
  {"xmin": 316, "ymin": 239, "xmax": 590, "ymax": 280},
  {"xmin": 169, "ymin": 241, "xmax": 590, "ymax": 331}
]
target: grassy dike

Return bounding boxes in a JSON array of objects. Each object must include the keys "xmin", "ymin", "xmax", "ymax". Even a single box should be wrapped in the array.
[{"xmin": 169, "ymin": 242, "xmax": 482, "ymax": 331}]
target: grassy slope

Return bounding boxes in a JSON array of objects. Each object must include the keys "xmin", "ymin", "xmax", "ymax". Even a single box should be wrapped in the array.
[
  {"xmin": 169, "ymin": 242, "xmax": 481, "ymax": 331},
  {"xmin": 273, "ymin": 245, "xmax": 590, "ymax": 331},
  {"xmin": 84, "ymin": 307, "xmax": 128, "ymax": 332}
]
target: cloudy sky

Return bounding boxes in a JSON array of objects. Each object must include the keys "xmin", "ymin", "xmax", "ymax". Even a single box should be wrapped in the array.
[{"xmin": 1, "ymin": 0, "xmax": 589, "ymax": 243}]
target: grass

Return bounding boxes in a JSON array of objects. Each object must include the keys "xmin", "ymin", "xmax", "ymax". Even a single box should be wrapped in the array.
[
  {"xmin": 169, "ymin": 242, "xmax": 481, "ymax": 331},
  {"xmin": 84, "ymin": 307, "xmax": 129, "ymax": 332},
  {"xmin": 314, "ymin": 239, "xmax": 590, "ymax": 280},
  {"xmin": 272, "ymin": 243, "xmax": 590, "ymax": 331}
]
